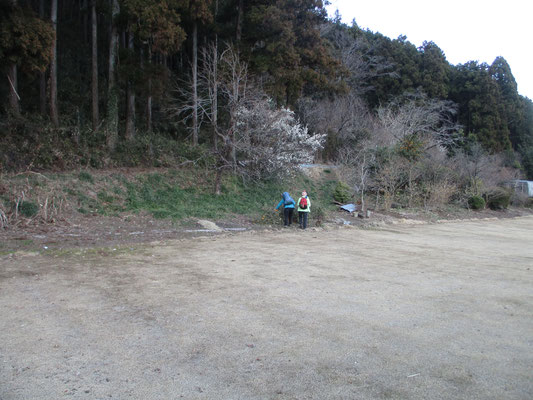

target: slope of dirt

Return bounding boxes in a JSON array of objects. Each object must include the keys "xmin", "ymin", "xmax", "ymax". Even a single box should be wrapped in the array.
[{"xmin": 1, "ymin": 216, "xmax": 532, "ymax": 399}]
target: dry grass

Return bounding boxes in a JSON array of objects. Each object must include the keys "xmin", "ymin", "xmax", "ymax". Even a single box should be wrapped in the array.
[
  {"xmin": 1, "ymin": 172, "xmax": 70, "ymax": 228},
  {"xmin": 423, "ymin": 180, "xmax": 459, "ymax": 209}
]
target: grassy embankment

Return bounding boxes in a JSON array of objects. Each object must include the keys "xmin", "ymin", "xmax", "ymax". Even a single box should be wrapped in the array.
[{"xmin": 0, "ymin": 167, "xmax": 340, "ymax": 228}]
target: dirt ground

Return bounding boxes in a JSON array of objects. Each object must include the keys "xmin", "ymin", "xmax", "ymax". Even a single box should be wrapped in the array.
[{"xmin": 1, "ymin": 216, "xmax": 532, "ymax": 399}]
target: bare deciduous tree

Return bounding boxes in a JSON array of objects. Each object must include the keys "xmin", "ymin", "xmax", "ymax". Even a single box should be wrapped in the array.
[
  {"xmin": 372, "ymin": 153, "xmax": 408, "ymax": 209},
  {"xmin": 452, "ymin": 143, "xmax": 519, "ymax": 197},
  {"xmin": 319, "ymin": 23, "xmax": 397, "ymax": 95},
  {"xmin": 376, "ymin": 93, "xmax": 461, "ymax": 149},
  {"xmin": 334, "ymin": 92, "xmax": 463, "ymax": 210},
  {"xmin": 298, "ymin": 92, "xmax": 373, "ymax": 153},
  {"xmin": 173, "ymin": 43, "xmax": 324, "ymax": 194},
  {"xmin": 337, "ymin": 146, "xmax": 375, "ymax": 214},
  {"xmin": 192, "ymin": 21, "xmax": 199, "ymax": 145},
  {"xmin": 167, "ymin": 43, "xmax": 325, "ymax": 194}
]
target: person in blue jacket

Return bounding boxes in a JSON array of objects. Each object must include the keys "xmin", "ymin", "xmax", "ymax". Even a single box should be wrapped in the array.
[{"xmin": 275, "ymin": 192, "xmax": 295, "ymax": 227}]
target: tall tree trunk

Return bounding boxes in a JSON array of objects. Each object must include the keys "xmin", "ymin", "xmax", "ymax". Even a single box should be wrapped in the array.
[
  {"xmin": 91, "ymin": 1, "xmax": 99, "ymax": 131},
  {"xmin": 146, "ymin": 81, "xmax": 152, "ymax": 132},
  {"xmin": 125, "ymin": 30, "xmax": 136, "ymax": 140},
  {"xmin": 50, "ymin": 0, "xmax": 59, "ymax": 127},
  {"xmin": 39, "ymin": 72, "xmax": 46, "ymax": 116},
  {"xmin": 146, "ymin": 45, "xmax": 152, "ymax": 132},
  {"xmin": 192, "ymin": 21, "xmax": 198, "ymax": 146},
  {"xmin": 214, "ymin": 167, "xmax": 223, "ymax": 195},
  {"xmin": 212, "ymin": 0, "xmax": 219, "ymax": 150},
  {"xmin": 7, "ymin": 64, "xmax": 20, "ymax": 115},
  {"xmin": 229, "ymin": 111, "xmax": 237, "ymax": 172},
  {"xmin": 82, "ymin": 0, "xmax": 88, "ymax": 43},
  {"xmin": 106, "ymin": 0, "xmax": 119, "ymax": 150},
  {"xmin": 7, "ymin": 0, "xmax": 20, "ymax": 115},
  {"xmin": 236, "ymin": 0, "xmax": 243, "ymax": 43},
  {"xmin": 360, "ymin": 154, "xmax": 366, "ymax": 215},
  {"xmin": 39, "ymin": 0, "xmax": 46, "ymax": 115},
  {"xmin": 212, "ymin": 40, "xmax": 218, "ymax": 150},
  {"xmin": 214, "ymin": 146, "xmax": 231, "ymax": 195},
  {"xmin": 408, "ymin": 164, "xmax": 414, "ymax": 208}
]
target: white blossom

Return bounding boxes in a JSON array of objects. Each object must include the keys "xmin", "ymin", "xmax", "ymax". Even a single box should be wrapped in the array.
[{"xmin": 234, "ymin": 98, "xmax": 325, "ymax": 180}]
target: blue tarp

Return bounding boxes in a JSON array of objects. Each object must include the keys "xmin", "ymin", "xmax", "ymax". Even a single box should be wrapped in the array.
[{"xmin": 340, "ymin": 204, "xmax": 357, "ymax": 213}]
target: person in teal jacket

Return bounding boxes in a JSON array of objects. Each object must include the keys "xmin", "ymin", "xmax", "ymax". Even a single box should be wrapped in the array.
[
  {"xmin": 297, "ymin": 191, "xmax": 311, "ymax": 229},
  {"xmin": 275, "ymin": 192, "xmax": 295, "ymax": 227}
]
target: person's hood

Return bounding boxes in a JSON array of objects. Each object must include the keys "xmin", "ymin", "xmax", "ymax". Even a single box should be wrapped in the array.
[{"xmin": 282, "ymin": 192, "xmax": 293, "ymax": 203}]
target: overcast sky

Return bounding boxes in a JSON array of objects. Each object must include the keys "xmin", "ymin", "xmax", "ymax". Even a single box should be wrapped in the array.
[{"xmin": 325, "ymin": 0, "xmax": 533, "ymax": 100}]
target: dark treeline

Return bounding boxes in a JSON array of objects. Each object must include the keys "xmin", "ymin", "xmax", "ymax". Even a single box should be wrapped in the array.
[{"xmin": 1, "ymin": 0, "xmax": 532, "ymax": 180}]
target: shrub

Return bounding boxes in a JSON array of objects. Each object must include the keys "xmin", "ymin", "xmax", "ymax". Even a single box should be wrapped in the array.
[
  {"xmin": 485, "ymin": 188, "xmax": 511, "ymax": 210},
  {"xmin": 312, "ymin": 205, "xmax": 326, "ymax": 227},
  {"xmin": 422, "ymin": 180, "xmax": 458, "ymax": 208},
  {"xmin": 333, "ymin": 181, "xmax": 351, "ymax": 203},
  {"xmin": 468, "ymin": 195, "xmax": 485, "ymax": 210},
  {"xmin": 18, "ymin": 201, "xmax": 39, "ymax": 217},
  {"xmin": 510, "ymin": 192, "xmax": 530, "ymax": 207}
]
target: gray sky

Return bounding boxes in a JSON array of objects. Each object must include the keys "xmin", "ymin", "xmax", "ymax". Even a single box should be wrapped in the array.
[{"xmin": 326, "ymin": 0, "xmax": 533, "ymax": 99}]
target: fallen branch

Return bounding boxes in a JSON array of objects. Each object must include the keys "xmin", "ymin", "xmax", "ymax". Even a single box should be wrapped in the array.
[
  {"xmin": 13, "ymin": 171, "xmax": 51, "ymax": 180},
  {"xmin": 7, "ymin": 74, "xmax": 21, "ymax": 101}
]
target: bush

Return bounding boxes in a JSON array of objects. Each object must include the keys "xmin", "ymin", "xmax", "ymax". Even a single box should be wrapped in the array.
[
  {"xmin": 422, "ymin": 181, "xmax": 458, "ymax": 208},
  {"xmin": 333, "ymin": 181, "xmax": 351, "ymax": 203},
  {"xmin": 18, "ymin": 201, "xmax": 39, "ymax": 217},
  {"xmin": 468, "ymin": 195, "xmax": 485, "ymax": 210},
  {"xmin": 510, "ymin": 192, "xmax": 530, "ymax": 207},
  {"xmin": 312, "ymin": 205, "xmax": 326, "ymax": 227},
  {"xmin": 0, "ymin": 115, "xmax": 81, "ymax": 172},
  {"xmin": 485, "ymin": 188, "xmax": 511, "ymax": 210}
]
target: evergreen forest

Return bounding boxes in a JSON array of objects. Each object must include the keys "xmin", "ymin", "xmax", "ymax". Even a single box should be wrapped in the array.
[{"xmin": 2, "ymin": 0, "xmax": 533, "ymax": 205}]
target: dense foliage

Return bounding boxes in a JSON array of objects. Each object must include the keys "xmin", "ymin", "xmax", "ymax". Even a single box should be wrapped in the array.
[{"xmin": 1, "ymin": 0, "xmax": 532, "ymax": 185}]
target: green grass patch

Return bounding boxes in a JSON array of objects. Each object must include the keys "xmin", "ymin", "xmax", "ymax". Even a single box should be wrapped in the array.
[
  {"xmin": 78, "ymin": 171, "xmax": 94, "ymax": 183},
  {"xmin": 117, "ymin": 170, "xmax": 339, "ymax": 222},
  {"xmin": 123, "ymin": 175, "xmax": 279, "ymax": 220},
  {"xmin": 97, "ymin": 190, "xmax": 115, "ymax": 203}
]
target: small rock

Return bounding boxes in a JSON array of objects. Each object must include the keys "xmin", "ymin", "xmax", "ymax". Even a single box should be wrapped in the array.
[{"xmin": 197, "ymin": 220, "xmax": 223, "ymax": 231}]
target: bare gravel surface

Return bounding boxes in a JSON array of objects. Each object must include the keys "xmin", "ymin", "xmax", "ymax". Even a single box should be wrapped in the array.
[{"xmin": 1, "ymin": 216, "xmax": 532, "ymax": 399}]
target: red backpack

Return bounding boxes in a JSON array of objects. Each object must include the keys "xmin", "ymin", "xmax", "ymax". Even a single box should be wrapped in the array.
[{"xmin": 299, "ymin": 197, "xmax": 308, "ymax": 209}]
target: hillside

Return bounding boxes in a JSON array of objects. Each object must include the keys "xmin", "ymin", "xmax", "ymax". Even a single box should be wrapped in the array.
[
  {"xmin": 2, "ymin": 1, "xmax": 532, "ymax": 179},
  {"xmin": 0, "ymin": 166, "xmax": 336, "ymax": 249}
]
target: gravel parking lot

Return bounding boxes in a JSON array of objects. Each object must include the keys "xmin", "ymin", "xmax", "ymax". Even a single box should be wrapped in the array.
[{"xmin": 1, "ymin": 217, "xmax": 532, "ymax": 399}]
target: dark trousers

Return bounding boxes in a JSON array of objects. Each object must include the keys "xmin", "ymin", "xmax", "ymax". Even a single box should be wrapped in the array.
[
  {"xmin": 283, "ymin": 208, "xmax": 294, "ymax": 226},
  {"xmin": 298, "ymin": 211, "xmax": 308, "ymax": 229}
]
